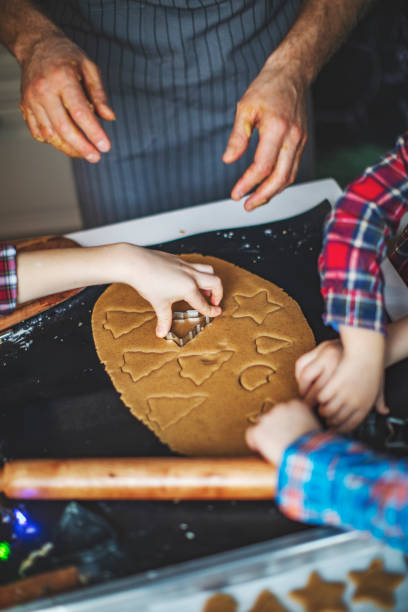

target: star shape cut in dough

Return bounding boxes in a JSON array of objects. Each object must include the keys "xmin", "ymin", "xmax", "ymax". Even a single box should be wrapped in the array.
[
  {"xmin": 349, "ymin": 558, "xmax": 405, "ymax": 610},
  {"xmin": 289, "ymin": 571, "xmax": 347, "ymax": 612},
  {"xmin": 231, "ymin": 291, "xmax": 281, "ymax": 325}
]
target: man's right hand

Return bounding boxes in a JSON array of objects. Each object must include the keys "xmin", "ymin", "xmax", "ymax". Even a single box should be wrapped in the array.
[{"xmin": 19, "ymin": 33, "xmax": 115, "ymax": 161}]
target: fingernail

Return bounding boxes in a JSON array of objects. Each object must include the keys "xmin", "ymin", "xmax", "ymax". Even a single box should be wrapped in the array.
[
  {"xmin": 102, "ymin": 104, "xmax": 116, "ymax": 120},
  {"xmin": 86, "ymin": 153, "xmax": 100, "ymax": 163},
  {"xmin": 97, "ymin": 140, "xmax": 110, "ymax": 152}
]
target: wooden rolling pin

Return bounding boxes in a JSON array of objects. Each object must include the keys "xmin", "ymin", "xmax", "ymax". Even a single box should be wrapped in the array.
[{"xmin": 0, "ymin": 457, "xmax": 276, "ymax": 500}]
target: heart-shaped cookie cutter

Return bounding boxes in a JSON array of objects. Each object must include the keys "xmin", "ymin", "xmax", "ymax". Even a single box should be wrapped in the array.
[{"xmin": 165, "ymin": 310, "xmax": 212, "ymax": 347}]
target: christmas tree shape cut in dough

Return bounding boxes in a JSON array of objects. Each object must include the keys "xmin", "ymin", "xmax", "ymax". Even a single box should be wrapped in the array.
[
  {"xmin": 239, "ymin": 365, "xmax": 275, "ymax": 391},
  {"xmin": 147, "ymin": 396, "xmax": 206, "ymax": 431},
  {"xmin": 290, "ymin": 571, "xmax": 347, "ymax": 612},
  {"xmin": 255, "ymin": 335, "xmax": 292, "ymax": 355},
  {"xmin": 122, "ymin": 351, "xmax": 176, "ymax": 383},
  {"xmin": 178, "ymin": 351, "xmax": 234, "ymax": 386},
  {"xmin": 104, "ymin": 309, "xmax": 155, "ymax": 338},
  {"xmin": 232, "ymin": 291, "xmax": 281, "ymax": 325},
  {"xmin": 349, "ymin": 558, "xmax": 404, "ymax": 610}
]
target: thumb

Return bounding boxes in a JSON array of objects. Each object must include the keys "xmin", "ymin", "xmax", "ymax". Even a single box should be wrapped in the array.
[
  {"xmin": 222, "ymin": 108, "xmax": 252, "ymax": 164},
  {"xmin": 154, "ymin": 304, "xmax": 173, "ymax": 338},
  {"xmin": 295, "ymin": 349, "xmax": 317, "ymax": 382},
  {"xmin": 82, "ymin": 59, "xmax": 116, "ymax": 121},
  {"xmin": 375, "ymin": 390, "xmax": 389, "ymax": 415}
]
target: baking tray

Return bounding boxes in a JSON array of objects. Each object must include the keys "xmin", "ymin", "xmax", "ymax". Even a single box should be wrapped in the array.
[
  {"xmin": 12, "ymin": 529, "xmax": 408, "ymax": 611},
  {"xmin": 0, "ymin": 200, "xmax": 407, "ymax": 592}
]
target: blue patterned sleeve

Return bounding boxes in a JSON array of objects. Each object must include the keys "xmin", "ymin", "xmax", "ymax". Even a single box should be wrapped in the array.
[{"xmin": 276, "ymin": 431, "xmax": 408, "ymax": 552}]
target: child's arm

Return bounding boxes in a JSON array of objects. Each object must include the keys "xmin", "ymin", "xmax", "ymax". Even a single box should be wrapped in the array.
[
  {"xmin": 319, "ymin": 131, "xmax": 408, "ymax": 338},
  {"xmin": 305, "ymin": 132, "xmax": 408, "ymax": 431},
  {"xmin": 246, "ymin": 400, "xmax": 408, "ymax": 553},
  {"xmin": 1, "ymin": 243, "xmax": 223, "ymax": 336}
]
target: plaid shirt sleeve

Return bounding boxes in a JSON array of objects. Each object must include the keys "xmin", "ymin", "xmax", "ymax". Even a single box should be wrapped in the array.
[
  {"xmin": 319, "ymin": 131, "xmax": 408, "ymax": 335},
  {"xmin": 0, "ymin": 243, "xmax": 18, "ymax": 315},
  {"xmin": 389, "ymin": 222, "xmax": 408, "ymax": 285},
  {"xmin": 276, "ymin": 431, "xmax": 408, "ymax": 552}
]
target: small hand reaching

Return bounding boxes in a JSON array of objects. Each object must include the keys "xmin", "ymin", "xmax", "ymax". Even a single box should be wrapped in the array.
[
  {"xmin": 296, "ymin": 328, "xmax": 387, "ymax": 433},
  {"xmin": 246, "ymin": 399, "xmax": 321, "ymax": 467},
  {"xmin": 125, "ymin": 247, "xmax": 223, "ymax": 338}
]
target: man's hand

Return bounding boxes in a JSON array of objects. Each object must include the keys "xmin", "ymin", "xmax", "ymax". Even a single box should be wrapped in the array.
[
  {"xmin": 223, "ymin": 61, "xmax": 307, "ymax": 211},
  {"xmin": 222, "ymin": 0, "xmax": 372, "ymax": 211},
  {"xmin": 296, "ymin": 329, "xmax": 388, "ymax": 433},
  {"xmin": 246, "ymin": 399, "xmax": 321, "ymax": 466},
  {"xmin": 19, "ymin": 33, "xmax": 114, "ymax": 161}
]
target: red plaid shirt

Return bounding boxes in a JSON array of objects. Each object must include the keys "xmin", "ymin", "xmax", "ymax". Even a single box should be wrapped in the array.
[
  {"xmin": 319, "ymin": 132, "xmax": 408, "ymax": 335},
  {"xmin": 0, "ymin": 243, "xmax": 17, "ymax": 314}
]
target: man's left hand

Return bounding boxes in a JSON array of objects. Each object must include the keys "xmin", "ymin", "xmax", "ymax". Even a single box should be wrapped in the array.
[{"xmin": 223, "ymin": 61, "xmax": 308, "ymax": 211}]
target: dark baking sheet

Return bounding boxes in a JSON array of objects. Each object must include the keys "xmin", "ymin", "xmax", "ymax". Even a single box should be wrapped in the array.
[{"xmin": 0, "ymin": 200, "xmax": 406, "ymax": 588}]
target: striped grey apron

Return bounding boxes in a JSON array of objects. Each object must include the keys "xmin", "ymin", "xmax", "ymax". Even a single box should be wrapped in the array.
[{"xmin": 40, "ymin": 0, "xmax": 308, "ymax": 227}]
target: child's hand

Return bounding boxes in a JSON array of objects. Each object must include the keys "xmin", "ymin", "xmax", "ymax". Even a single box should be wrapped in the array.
[
  {"xmin": 17, "ymin": 244, "xmax": 223, "ymax": 338},
  {"xmin": 246, "ymin": 399, "xmax": 321, "ymax": 466},
  {"xmin": 297, "ymin": 328, "xmax": 387, "ymax": 433},
  {"xmin": 124, "ymin": 246, "xmax": 223, "ymax": 337},
  {"xmin": 296, "ymin": 339, "xmax": 343, "ymax": 407}
]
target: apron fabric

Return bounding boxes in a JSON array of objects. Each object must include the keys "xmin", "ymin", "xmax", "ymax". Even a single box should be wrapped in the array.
[{"xmin": 40, "ymin": 0, "xmax": 308, "ymax": 227}]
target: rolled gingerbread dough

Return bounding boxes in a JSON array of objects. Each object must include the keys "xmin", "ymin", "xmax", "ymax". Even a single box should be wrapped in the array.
[{"xmin": 91, "ymin": 254, "xmax": 315, "ymax": 456}]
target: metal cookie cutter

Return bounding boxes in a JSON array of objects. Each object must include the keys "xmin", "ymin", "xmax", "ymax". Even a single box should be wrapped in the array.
[
  {"xmin": 385, "ymin": 416, "xmax": 408, "ymax": 451},
  {"xmin": 165, "ymin": 310, "xmax": 212, "ymax": 347}
]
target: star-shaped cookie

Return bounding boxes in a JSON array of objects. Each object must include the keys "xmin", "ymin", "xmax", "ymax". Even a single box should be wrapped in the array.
[
  {"xmin": 231, "ymin": 291, "xmax": 281, "ymax": 325},
  {"xmin": 289, "ymin": 571, "xmax": 347, "ymax": 612},
  {"xmin": 349, "ymin": 558, "xmax": 405, "ymax": 610}
]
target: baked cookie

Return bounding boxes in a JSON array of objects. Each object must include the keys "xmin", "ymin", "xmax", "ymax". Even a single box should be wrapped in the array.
[
  {"xmin": 248, "ymin": 589, "xmax": 288, "ymax": 611},
  {"xmin": 349, "ymin": 558, "xmax": 404, "ymax": 610},
  {"xmin": 202, "ymin": 592, "xmax": 237, "ymax": 612},
  {"xmin": 289, "ymin": 571, "xmax": 347, "ymax": 612}
]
